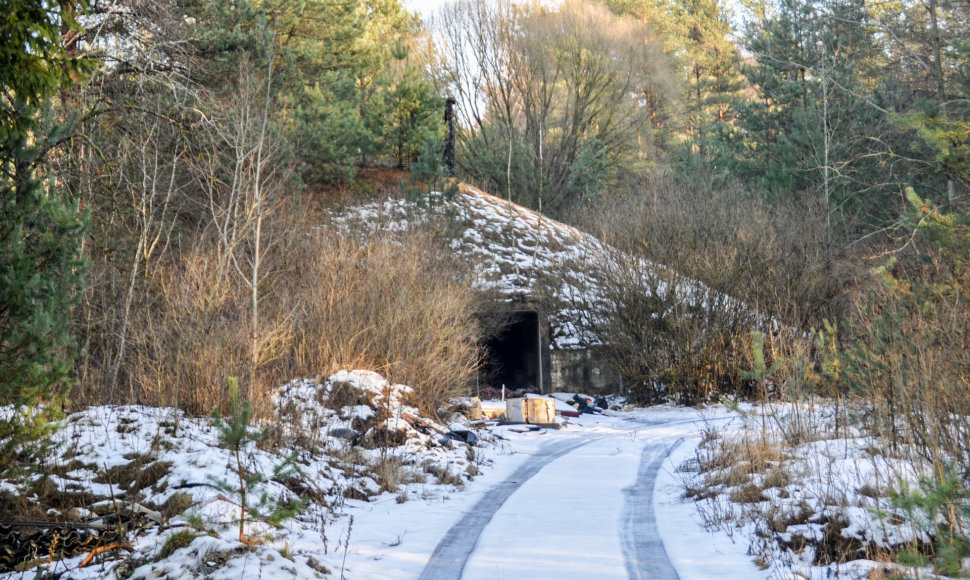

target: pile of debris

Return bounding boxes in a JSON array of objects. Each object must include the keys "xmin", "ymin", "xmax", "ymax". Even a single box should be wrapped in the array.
[
  {"xmin": 0, "ymin": 522, "xmax": 120, "ymax": 573},
  {"xmin": 0, "ymin": 503, "xmax": 163, "ymax": 574},
  {"xmin": 273, "ymin": 370, "xmax": 488, "ymax": 452},
  {"xmin": 560, "ymin": 394, "xmax": 611, "ymax": 417},
  {"xmin": 474, "ymin": 392, "xmax": 626, "ymax": 423}
]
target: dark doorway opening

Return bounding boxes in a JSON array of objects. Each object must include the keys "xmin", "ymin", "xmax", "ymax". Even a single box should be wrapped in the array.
[{"xmin": 482, "ymin": 310, "xmax": 541, "ymax": 392}]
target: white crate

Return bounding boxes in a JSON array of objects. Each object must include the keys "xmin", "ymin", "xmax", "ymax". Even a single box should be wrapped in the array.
[{"xmin": 506, "ymin": 397, "xmax": 556, "ymax": 424}]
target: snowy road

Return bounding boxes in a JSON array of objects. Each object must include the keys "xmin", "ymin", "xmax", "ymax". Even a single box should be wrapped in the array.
[{"xmin": 418, "ymin": 418, "xmax": 687, "ymax": 580}]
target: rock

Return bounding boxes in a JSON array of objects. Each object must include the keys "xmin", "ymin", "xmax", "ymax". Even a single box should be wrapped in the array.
[{"xmin": 327, "ymin": 427, "xmax": 359, "ymax": 441}]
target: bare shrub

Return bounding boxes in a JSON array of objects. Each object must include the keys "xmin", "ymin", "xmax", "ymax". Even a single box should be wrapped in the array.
[
  {"xmin": 71, "ymin": 49, "xmax": 302, "ymax": 414},
  {"xmin": 585, "ymin": 251, "xmax": 757, "ymax": 404},
  {"xmin": 279, "ymin": 228, "xmax": 484, "ymax": 417},
  {"xmin": 126, "ymin": 249, "xmax": 253, "ymax": 414},
  {"xmin": 574, "ymin": 171, "xmax": 859, "ymax": 332},
  {"xmin": 74, "ymin": 192, "xmax": 484, "ymax": 419},
  {"xmin": 558, "ymin": 171, "xmax": 861, "ymax": 403},
  {"xmin": 843, "ymin": 230, "xmax": 970, "ymax": 478}
]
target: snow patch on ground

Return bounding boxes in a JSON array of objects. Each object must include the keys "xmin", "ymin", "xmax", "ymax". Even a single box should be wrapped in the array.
[
  {"xmin": 675, "ymin": 403, "xmax": 949, "ymax": 580},
  {"xmin": 0, "ymin": 371, "xmax": 485, "ymax": 579},
  {"xmin": 656, "ymin": 434, "xmax": 770, "ymax": 579}
]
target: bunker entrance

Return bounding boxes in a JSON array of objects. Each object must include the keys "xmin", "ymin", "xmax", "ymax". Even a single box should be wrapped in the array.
[{"xmin": 482, "ymin": 310, "xmax": 542, "ymax": 393}]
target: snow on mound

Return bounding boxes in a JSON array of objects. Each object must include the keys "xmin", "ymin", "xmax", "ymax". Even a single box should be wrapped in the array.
[
  {"xmin": 330, "ymin": 184, "xmax": 764, "ymax": 349},
  {"xmin": 328, "ymin": 186, "xmax": 611, "ymax": 296},
  {"xmin": 328, "ymin": 186, "xmax": 612, "ymax": 348}
]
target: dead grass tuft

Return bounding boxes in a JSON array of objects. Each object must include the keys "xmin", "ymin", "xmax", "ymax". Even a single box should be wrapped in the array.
[
  {"xmin": 159, "ymin": 492, "xmax": 194, "ymax": 520},
  {"xmin": 696, "ymin": 434, "xmax": 787, "ymax": 491},
  {"xmin": 422, "ymin": 461, "xmax": 464, "ymax": 488},
  {"xmin": 370, "ymin": 456, "xmax": 405, "ymax": 494},
  {"xmin": 288, "ymin": 229, "xmax": 484, "ymax": 417},
  {"xmin": 730, "ymin": 484, "xmax": 768, "ymax": 504},
  {"xmin": 762, "ymin": 466, "xmax": 791, "ymax": 490},
  {"xmin": 95, "ymin": 454, "xmax": 172, "ymax": 492}
]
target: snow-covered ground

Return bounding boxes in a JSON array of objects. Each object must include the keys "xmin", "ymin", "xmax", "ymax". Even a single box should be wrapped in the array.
[
  {"xmin": 1, "ymin": 380, "xmax": 944, "ymax": 580},
  {"xmin": 0, "ymin": 371, "xmax": 772, "ymax": 580}
]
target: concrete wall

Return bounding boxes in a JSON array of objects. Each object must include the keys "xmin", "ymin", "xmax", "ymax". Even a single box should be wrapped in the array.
[
  {"xmin": 549, "ymin": 347, "xmax": 622, "ymax": 395},
  {"xmin": 484, "ymin": 301, "xmax": 624, "ymax": 396}
]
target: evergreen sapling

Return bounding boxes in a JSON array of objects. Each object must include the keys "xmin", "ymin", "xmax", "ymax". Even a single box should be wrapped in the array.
[{"xmin": 211, "ymin": 377, "xmax": 303, "ymax": 544}]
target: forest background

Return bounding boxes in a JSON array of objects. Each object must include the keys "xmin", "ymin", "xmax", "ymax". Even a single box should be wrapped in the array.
[{"xmin": 1, "ymin": 0, "xmax": 968, "ymax": 517}]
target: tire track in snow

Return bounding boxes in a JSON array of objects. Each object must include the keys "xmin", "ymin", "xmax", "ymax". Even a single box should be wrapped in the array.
[
  {"xmin": 419, "ymin": 416, "xmax": 700, "ymax": 580},
  {"xmin": 418, "ymin": 433, "xmax": 610, "ymax": 580},
  {"xmin": 622, "ymin": 439, "xmax": 685, "ymax": 580}
]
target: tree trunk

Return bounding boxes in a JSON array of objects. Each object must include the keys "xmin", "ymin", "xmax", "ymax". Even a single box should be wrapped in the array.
[{"xmin": 927, "ymin": 0, "xmax": 955, "ymax": 208}]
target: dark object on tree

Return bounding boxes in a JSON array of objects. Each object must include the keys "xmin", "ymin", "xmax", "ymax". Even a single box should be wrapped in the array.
[{"xmin": 444, "ymin": 96, "xmax": 457, "ymax": 177}]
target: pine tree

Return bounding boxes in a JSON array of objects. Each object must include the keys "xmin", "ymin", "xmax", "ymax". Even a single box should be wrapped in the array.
[
  {"xmin": 401, "ymin": 131, "xmax": 457, "ymax": 207},
  {"xmin": 381, "ymin": 43, "xmax": 444, "ymax": 169},
  {"xmin": 0, "ymin": 0, "xmax": 91, "ymax": 473},
  {"xmin": 0, "ymin": 123, "xmax": 86, "ymax": 407},
  {"xmin": 603, "ymin": 0, "xmax": 744, "ymax": 158},
  {"xmin": 896, "ymin": 0, "xmax": 970, "ymax": 205},
  {"xmin": 723, "ymin": 0, "xmax": 904, "ymax": 226},
  {"xmin": 672, "ymin": 0, "xmax": 744, "ymax": 157},
  {"xmin": 211, "ymin": 377, "xmax": 303, "ymax": 544}
]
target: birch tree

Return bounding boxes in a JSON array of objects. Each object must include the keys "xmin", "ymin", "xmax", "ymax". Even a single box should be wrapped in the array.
[{"xmin": 195, "ymin": 51, "xmax": 291, "ymax": 393}]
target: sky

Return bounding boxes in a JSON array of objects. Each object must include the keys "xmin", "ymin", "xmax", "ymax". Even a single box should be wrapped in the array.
[
  {"xmin": 404, "ymin": 0, "xmax": 448, "ymax": 18},
  {"xmin": 405, "ymin": 0, "xmax": 750, "ymax": 37}
]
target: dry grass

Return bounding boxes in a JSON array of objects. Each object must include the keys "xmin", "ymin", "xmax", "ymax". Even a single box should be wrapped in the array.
[
  {"xmin": 694, "ymin": 432, "xmax": 788, "ymax": 492},
  {"xmin": 281, "ymin": 228, "xmax": 484, "ymax": 417},
  {"xmin": 72, "ymin": 198, "xmax": 486, "ymax": 419},
  {"xmin": 368, "ymin": 455, "xmax": 426, "ymax": 494},
  {"xmin": 684, "ymin": 405, "xmax": 908, "ymax": 571},
  {"xmin": 422, "ymin": 461, "xmax": 464, "ymax": 487}
]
